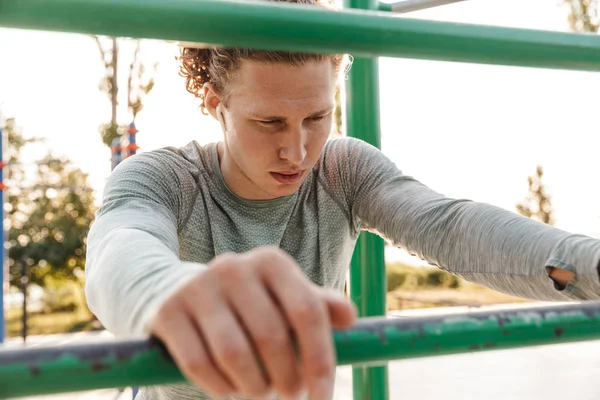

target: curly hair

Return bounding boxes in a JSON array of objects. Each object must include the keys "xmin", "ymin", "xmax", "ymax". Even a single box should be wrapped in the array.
[{"xmin": 178, "ymin": 0, "xmax": 348, "ymax": 114}]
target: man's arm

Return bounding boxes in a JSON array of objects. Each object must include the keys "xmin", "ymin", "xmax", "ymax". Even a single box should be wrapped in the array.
[
  {"xmin": 341, "ymin": 138, "xmax": 600, "ymax": 301},
  {"xmin": 85, "ymin": 152, "xmax": 206, "ymax": 336},
  {"xmin": 86, "ymin": 149, "xmax": 357, "ymax": 400}
]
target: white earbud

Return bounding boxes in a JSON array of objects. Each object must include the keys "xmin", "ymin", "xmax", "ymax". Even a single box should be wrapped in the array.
[{"xmin": 216, "ymin": 103, "xmax": 227, "ymax": 133}]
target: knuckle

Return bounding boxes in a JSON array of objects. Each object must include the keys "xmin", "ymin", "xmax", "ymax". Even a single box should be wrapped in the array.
[
  {"xmin": 257, "ymin": 248, "xmax": 299, "ymax": 274},
  {"xmin": 180, "ymin": 355, "xmax": 211, "ymax": 379},
  {"xmin": 257, "ymin": 244, "xmax": 281, "ymax": 254},
  {"xmin": 210, "ymin": 251, "xmax": 237, "ymax": 266},
  {"xmin": 258, "ymin": 246, "xmax": 286, "ymax": 261},
  {"xmin": 224, "ymin": 269, "xmax": 249, "ymax": 289},
  {"xmin": 157, "ymin": 296, "xmax": 180, "ymax": 316},
  {"xmin": 293, "ymin": 298, "xmax": 325, "ymax": 325},
  {"xmin": 254, "ymin": 328, "xmax": 287, "ymax": 353},
  {"xmin": 209, "ymin": 255, "xmax": 234, "ymax": 272},
  {"xmin": 307, "ymin": 354, "xmax": 334, "ymax": 378},
  {"xmin": 151, "ymin": 299, "xmax": 182, "ymax": 333},
  {"xmin": 218, "ymin": 343, "xmax": 251, "ymax": 367},
  {"xmin": 211, "ymin": 259, "xmax": 246, "ymax": 283},
  {"xmin": 179, "ymin": 355, "xmax": 235, "ymax": 398}
]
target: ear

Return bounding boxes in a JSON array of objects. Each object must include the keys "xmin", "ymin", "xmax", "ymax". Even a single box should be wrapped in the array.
[{"xmin": 203, "ymin": 82, "xmax": 222, "ymax": 120}]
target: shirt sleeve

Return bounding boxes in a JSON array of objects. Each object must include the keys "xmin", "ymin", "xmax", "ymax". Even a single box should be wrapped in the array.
[
  {"xmin": 85, "ymin": 150, "xmax": 207, "ymax": 337},
  {"xmin": 335, "ymin": 137, "xmax": 600, "ymax": 301}
]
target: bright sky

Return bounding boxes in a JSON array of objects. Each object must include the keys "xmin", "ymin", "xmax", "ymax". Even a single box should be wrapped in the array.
[{"xmin": 0, "ymin": 0, "xmax": 599, "ymax": 254}]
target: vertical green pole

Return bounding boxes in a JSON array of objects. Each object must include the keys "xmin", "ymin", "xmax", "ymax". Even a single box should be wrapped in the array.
[{"xmin": 343, "ymin": 0, "xmax": 389, "ymax": 398}]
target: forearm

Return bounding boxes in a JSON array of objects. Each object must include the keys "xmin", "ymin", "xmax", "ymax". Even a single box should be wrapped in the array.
[
  {"xmin": 433, "ymin": 200, "xmax": 600, "ymax": 300},
  {"xmin": 361, "ymin": 181, "xmax": 600, "ymax": 301},
  {"xmin": 85, "ymin": 211, "xmax": 206, "ymax": 336}
]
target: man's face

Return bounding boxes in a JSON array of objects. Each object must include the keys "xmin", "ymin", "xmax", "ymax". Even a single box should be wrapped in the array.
[{"xmin": 208, "ymin": 60, "xmax": 336, "ymax": 200}]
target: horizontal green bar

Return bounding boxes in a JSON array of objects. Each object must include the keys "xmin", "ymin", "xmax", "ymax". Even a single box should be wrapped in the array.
[
  {"xmin": 2, "ymin": 0, "xmax": 600, "ymax": 71},
  {"xmin": 383, "ymin": 0, "xmax": 467, "ymax": 14},
  {"xmin": 378, "ymin": 2, "xmax": 393, "ymax": 11},
  {"xmin": 1, "ymin": 301, "xmax": 600, "ymax": 398}
]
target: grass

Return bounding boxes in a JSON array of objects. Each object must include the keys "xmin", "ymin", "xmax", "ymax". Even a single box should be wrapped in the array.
[
  {"xmin": 385, "ymin": 262, "xmax": 531, "ymax": 310},
  {"xmin": 5, "ymin": 307, "xmax": 102, "ymax": 338},
  {"xmin": 5, "ymin": 263, "xmax": 531, "ymax": 338},
  {"xmin": 387, "ymin": 281, "xmax": 531, "ymax": 311}
]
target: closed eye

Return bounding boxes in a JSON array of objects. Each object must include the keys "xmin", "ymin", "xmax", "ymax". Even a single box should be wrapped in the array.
[
  {"xmin": 258, "ymin": 120, "xmax": 281, "ymax": 126},
  {"xmin": 309, "ymin": 109, "xmax": 333, "ymax": 122}
]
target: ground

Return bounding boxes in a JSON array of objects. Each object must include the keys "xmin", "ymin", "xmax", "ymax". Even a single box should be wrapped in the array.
[{"xmin": 387, "ymin": 281, "xmax": 530, "ymax": 311}]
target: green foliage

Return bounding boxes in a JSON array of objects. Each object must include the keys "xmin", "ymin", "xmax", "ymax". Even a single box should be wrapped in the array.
[
  {"xmin": 386, "ymin": 263, "xmax": 461, "ymax": 292},
  {"xmin": 93, "ymin": 36, "xmax": 158, "ymax": 148},
  {"xmin": 39, "ymin": 276, "xmax": 89, "ymax": 314},
  {"xmin": 515, "ymin": 165, "xmax": 554, "ymax": 226},
  {"xmin": 6, "ymin": 308, "xmax": 98, "ymax": 338},
  {"xmin": 99, "ymin": 121, "xmax": 121, "ymax": 148},
  {"xmin": 4, "ymin": 119, "xmax": 96, "ymax": 289}
]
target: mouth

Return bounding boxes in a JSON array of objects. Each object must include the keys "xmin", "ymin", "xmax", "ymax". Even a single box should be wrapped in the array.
[{"xmin": 270, "ymin": 170, "xmax": 304, "ymax": 184}]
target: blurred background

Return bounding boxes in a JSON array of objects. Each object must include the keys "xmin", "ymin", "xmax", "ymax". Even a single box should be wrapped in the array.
[{"xmin": 1, "ymin": 0, "xmax": 599, "ymax": 398}]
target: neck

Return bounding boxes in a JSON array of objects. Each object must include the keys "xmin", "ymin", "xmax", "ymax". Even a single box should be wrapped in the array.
[{"xmin": 217, "ymin": 142, "xmax": 274, "ymax": 201}]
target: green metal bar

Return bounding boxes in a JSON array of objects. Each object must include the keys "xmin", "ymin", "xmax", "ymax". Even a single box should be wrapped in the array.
[
  {"xmin": 3, "ymin": 0, "xmax": 600, "ymax": 71},
  {"xmin": 384, "ymin": 0, "xmax": 467, "ymax": 13},
  {"xmin": 2, "ymin": 302, "xmax": 600, "ymax": 398},
  {"xmin": 378, "ymin": 2, "xmax": 393, "ymax": 11},
  {"xmin": 377, "ymin": 2, "xmax": 392, "ymax": 12},
  {"xmin": 343, "ymin": 0, "xmax": 388, "ymax": 396},
  {"xmin": 349, "ymin": 235, "xmax": 389, "ymax": 400}
]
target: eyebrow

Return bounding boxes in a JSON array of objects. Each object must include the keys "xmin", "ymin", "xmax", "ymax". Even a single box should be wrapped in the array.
[{"xmin": 250, "ymin": 106, "xmax": 335, "ymax": 121}]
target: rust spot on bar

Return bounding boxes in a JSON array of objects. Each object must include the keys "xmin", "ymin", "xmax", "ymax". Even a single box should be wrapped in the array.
[
  {"xmin": 467, "ymin": 342, "xmax": 495, "ymax": 350},
  {"xmin": 91, "ymin": 361, "xmax": 110, "ymax": 372},
  {"xmin": 410, "ymin": 335, "xmax": 418, "ymax": 348},
  {"xmin": 554, "ymin": 328, "xmax": 564, "ymax": 338},
  {"xmin": 29, "ymin": 365, "xmax": 41, "ymax": 377},
  {"xmin": 501, "ymin": 330, "xmax": 510, "ymax": 336},
  {"xmin": 378, "ymin": 331, "xmax": 388, "ymax": 345},
  {"xmin": 116, "ymin": 351, "xmax": 134, "ymax": 362}
]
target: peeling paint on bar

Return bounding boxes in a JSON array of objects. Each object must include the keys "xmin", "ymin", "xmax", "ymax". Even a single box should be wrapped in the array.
[
  {"xmin": 1, "ymin": 301, "xmax": 599, "ymax": 398},
  {"xmin": 333, "ymin": 301, "xmax": 600, "ymax": 367},
  {"xmin": 0, "ymin": 338, "xmax": 184, "ymax": 399}
]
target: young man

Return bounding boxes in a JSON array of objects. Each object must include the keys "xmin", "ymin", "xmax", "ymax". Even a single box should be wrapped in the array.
[{"xmin": 84, "ymin": 1, "xmax": 600, "ymax": 399}]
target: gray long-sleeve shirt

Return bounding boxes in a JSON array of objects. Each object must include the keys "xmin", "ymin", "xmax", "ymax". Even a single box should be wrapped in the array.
[{"xmin": 85, "ymin": 136, "xmax": 600, "ymax": 400}]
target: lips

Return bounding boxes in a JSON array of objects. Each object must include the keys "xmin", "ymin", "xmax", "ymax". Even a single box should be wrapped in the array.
[{"xmin": 270, "ymin": 171, "xmax": 304, "ymax": 184}]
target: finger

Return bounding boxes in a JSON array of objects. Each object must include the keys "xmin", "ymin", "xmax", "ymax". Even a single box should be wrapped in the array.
[
  {"xmin": 191, "ymin": 290, "xmax": 271, "ymax": 399},
  {"xmin": 320, "ymin": 288, "xmax": 358, "ymax": 328},
  {"xmin": 259, "ymin": 257, "xmax": 335, "ymax": 400},
  {"xmin": 151, "ymin": 304, "xmax": 236, "ymax": 398},
  {"xmin": 226, "ymin": 274, "xmax": 303, "ymax": 399}
]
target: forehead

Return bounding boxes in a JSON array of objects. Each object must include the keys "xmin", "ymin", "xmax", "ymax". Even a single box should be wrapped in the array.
[{"xmin": 227, "ymin": 60, "xmax": 336, "ymax": 110}]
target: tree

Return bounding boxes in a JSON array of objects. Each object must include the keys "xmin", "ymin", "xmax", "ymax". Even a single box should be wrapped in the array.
[
  {"xmin": 93, "ymin": 37, "xmax": 158, "ymax": 149},
  {"xmin": 3, "ymin": 119, "xmax": 96, "ymax": 288},
  {"xmin": 564, "ymin": 0, "xmax": 599, "ymax": 33},
  {"xmin": 516, "ymin": 165, "xmax": 555, "ymax": 226}
]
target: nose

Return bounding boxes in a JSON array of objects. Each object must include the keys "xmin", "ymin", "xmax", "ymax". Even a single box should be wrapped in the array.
[{"xmin": 278, "ymin": 127, "xmax": 307, "ymax": 166}]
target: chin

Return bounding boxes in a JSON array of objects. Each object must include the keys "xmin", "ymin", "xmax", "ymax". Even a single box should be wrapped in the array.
[
  {"xmin": 271, "ymin": 185, "xmax": 300, "ymax": 197},
  {"xmin": 267, "ymin": 180, "xmax": 305, "ymax": 197}
]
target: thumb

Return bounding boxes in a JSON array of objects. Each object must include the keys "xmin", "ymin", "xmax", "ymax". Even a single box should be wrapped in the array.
[{"xmin": 320, "ymin": 288, "xmax": 358, "ymax": 328}]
